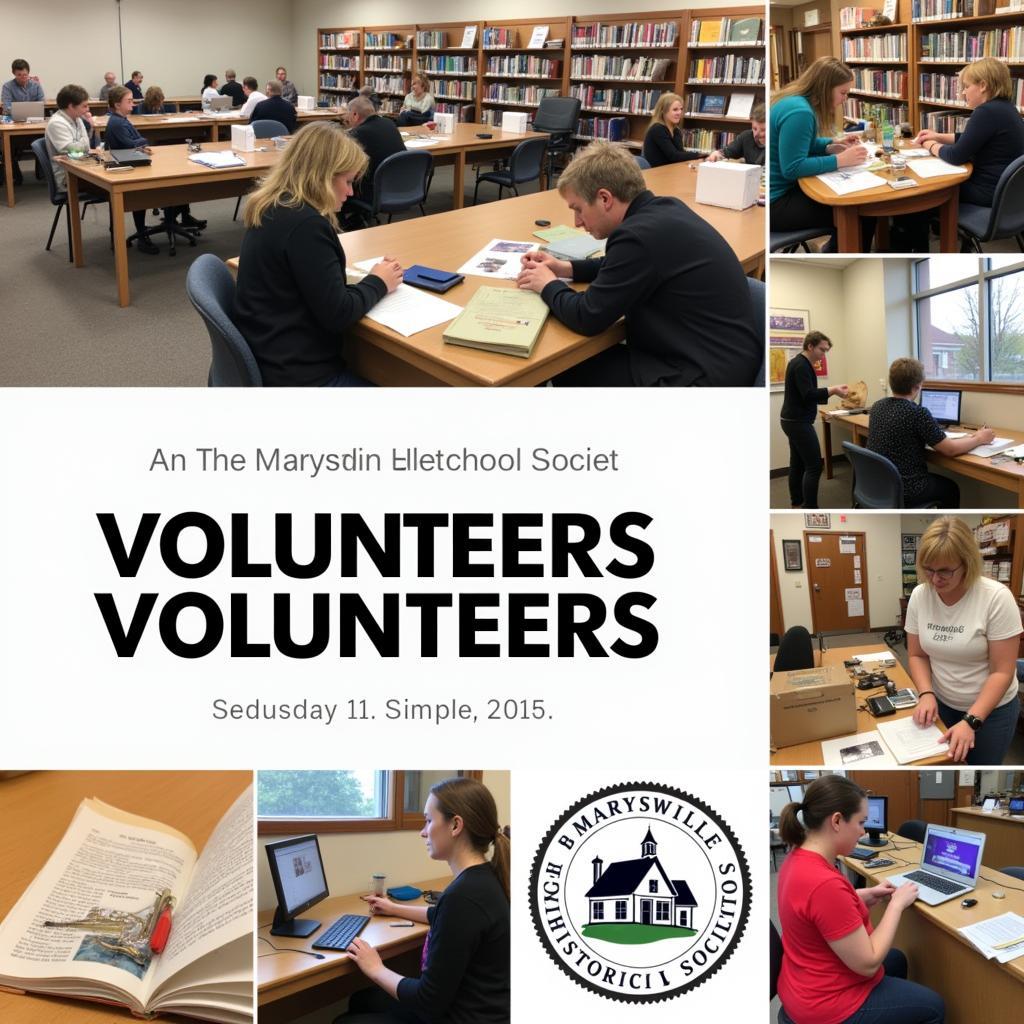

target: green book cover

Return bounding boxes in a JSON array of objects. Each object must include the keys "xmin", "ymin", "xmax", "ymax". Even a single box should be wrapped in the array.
[
  {"xmin": 728, "ymin": 17, "xmax": 762, "ymax": 42},
  {"xmin": 443, "ymin": 286, "xmax": 549, "ymax": 358},
  {"xmin": 533, "ymin": 224, "xmax": 584, "ymax": 242}
]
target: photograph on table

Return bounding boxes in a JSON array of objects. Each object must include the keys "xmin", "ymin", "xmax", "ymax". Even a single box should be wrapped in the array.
[
  {"xmin": 769, "ymin": 255, "xmax": 1024, "ymax": 511},
  {"xmin": 256, "ymin": 769, "xmax": 509, "ymax": 1024},
  {"xmin": 768, "ymin": 0, "xmax": 1024, "ymax": 254},
  {"xmin": 769, "ymin": 511, "xmax": 1024, "ymax": 767},
  {"xmin": 0, "ymin": 769, "xmax": 254, "ymax": 1024},
  {"xmin": 1, "ymin": 6, "xmax": 767, "ymax": 388},
  {"xmin": 768, "ymin": 768, "xmax": 1024, "ymax": 1024}
]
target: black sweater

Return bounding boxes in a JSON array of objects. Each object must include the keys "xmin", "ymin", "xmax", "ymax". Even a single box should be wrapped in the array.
[
  {"xmin": 350, "ymin": 114, "xmax": 406, "ymax": 203},
  {"xmin": 233, "ymin": 202, "xmax": 387, "ymax": 386},
  {"xmin": 396, "ymin": 864, "xmax": 509, "ymax": 1024},
  {"xmin": 938, "ymin": 98, "xmax": 1024, "ymax": 206},
  {"xmin": 642, "ymin": 123, "xmax": 700, "ymax": 167},
  {"xmin": 250, "ymin": 95, "xmax": 297, "ymax": 133},
  {"xmin": 220, "ymin": 80, "xmax": 246, "ymax": 107},
  {"xmin": 539, "ymin": 190, "xmax": 761, "ymax": 386},
  {"xmin": 722, "ymin": 128, "xmax": 765, "ymax": 166},
  {"xmin": 780, "ymin": 353, "xmax": 829, "ymax": 421}
]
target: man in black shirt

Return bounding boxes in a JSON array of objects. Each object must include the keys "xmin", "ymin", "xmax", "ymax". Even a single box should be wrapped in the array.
[
  {"xmin": 709, "ymin": 102, "xmax": 766, "ymax": 166},
  {"xmin": 219, "ymin": 69, "xmax": 245, "ymax": 108},
  {"xmin": 249, "ymin": 80, "xmax": 297, "ymax": 133},
  {"xmin": 345, "ymin": 95, "xmax": 405, "ymax": 206},
  {"xmin": 516, "ymin": 140, "xmax": 761, "ymax": 386}
]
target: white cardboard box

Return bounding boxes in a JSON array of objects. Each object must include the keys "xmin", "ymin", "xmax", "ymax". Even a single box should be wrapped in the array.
[
  {"xmin": 433, "ymin": 112, "xmax": 455, "ymax": 134},
  {"xmin": 501, "ymin": 111, "xmax": 529, "ymax": 133},
  {"xmin": 230, "ymin": 124, "xmax": 256, "ymax": 152},
  {"xmin": 695, "ymin": 160, "xmax": 760, "ymax": 210},
  {"xmin": 297, "ymin": 95, "xmax": 315, "ymax": 110}
]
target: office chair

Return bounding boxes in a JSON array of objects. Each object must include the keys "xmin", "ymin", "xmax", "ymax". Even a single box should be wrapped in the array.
[
  {"xmin": 958, "ymin": 154, "xmax": 1024, "ymax": 253},
  {"xmin": 896, "ymin": 819, "xmax": 927, "ymax": 844},
  {"xmin": 773, "ymin": 626, "xmax": 814, "ymax": 672},
  {"xmin": 634, "ymin": 155, "xmax": 651, "ymax": 169},
  {"xmin": 998, "ymin": 866, "xmax": 1024, "ymax": 880},
  {"xmin": 531, "ymin": 95, "xmax": 582, "ymax": 182},
  {"xmin": 747, "ymin": 277, "xmax": 765, "ymax": 386},
  {"xmin": 185, "ymin": 254, "xmax": 263, "ymax": 387},
  {"xmin": 769, "ymin": 922, "xmax": 796, "ymax": 1023},
  {"xmin": 30, "ymin": 138, "xmax": 108, "ymax": 261},
  {"xmin": 346, "ymin": 150, "xmax": 433, "ymax": 225},
  {"xmin": 770, "ymin": 228, "xmax": 823, "ymax": 253},
  {"xmin": 841, "ymin": 442, "xmax": 939, "ymax": 509},
  {"xmin": 472, "ymin": 136, "xmax": 547, "ymax": 204},
  {"xmin": 232, "ymin": 120, "xmax": 290, "ymax": 220}
]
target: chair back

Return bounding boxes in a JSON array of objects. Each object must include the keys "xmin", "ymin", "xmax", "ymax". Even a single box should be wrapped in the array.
[
  {"xmin": 773, "ymin": 626, "xmax": 814, "ymax": 672},
  {"xmin": 374, "ymin": 150, "xmax": 433, "ymax": 213},
  {"xmin": 897, "ymin": 819, "xmax": 927, "ymax": 844},
  {"xmin": 30, "ymin": 137, "xmax": 63, "ymax": 204},
  {"xmin": 770, "ymin": 922, "xmax": 784, "ymax": 1001},
  {"xmin": 252, "ymin": 118, "xmax": 288, "ymax": 139},
  {"xmin": 998, "ymin": 866, "xmax": 1024, "ymax": 881},
  {"xmin": 842, "ymin": 441, "xmax": 904, "ymax": 509},
  {"xmin": 164, "ymin": 101, "xmax": 179, "ymax": 113},
  {"xmin": 532, "ymin": 95, "xmax": 582, "ymax": 133},
  {"xmin": 634, "ymin": 155, "xmax": 652, "ymax": 169},
  {"xmin": 747, "ymin": 277, "xmax": 765, "ymax": 386},
  {"xmin": 185, "ymin": 254, "xmax": 263, "ymax": 386},
  {"xmin": 986, "ymin": 153, "xmax": 1024, "ymax": 240},
  {"xmin": 508, "ymin": 136, "xmax": 548, "ymax": 184}
]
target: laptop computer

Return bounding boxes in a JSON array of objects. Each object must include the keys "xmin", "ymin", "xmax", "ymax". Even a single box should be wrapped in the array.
[
  {"xmin": 1008, "ymin": 797, "xmax": 1024, "ymax": 817},
  {"xmin": 10, "ymin": 100, "xmax": 45, "ymax": 122},
  {"xmin": 919, "ymin": 387, "xmax": 962, "ymax": 427},
  {"xmin": 208, "ymin": 95, "xmax": 232, "ymax": 111},
  {"xmin": 885, "ymin": 823, "xmax": 986, "ymax": 906},
  {"xmin": 109, "ymin": 149, "xmax": 152, "ymax": 167}
]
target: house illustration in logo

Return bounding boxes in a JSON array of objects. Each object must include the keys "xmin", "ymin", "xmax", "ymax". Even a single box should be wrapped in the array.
[{"xmin": 585, "ymin": 828, "xmax": 697, "ymax": 929}]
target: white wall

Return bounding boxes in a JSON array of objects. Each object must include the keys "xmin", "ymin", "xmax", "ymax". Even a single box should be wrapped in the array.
[
  {"xmin": 3, "ymin": 0, "xmax": 293, "ymax": 99},
  {"xmin": 257, "ymin": 771, "xmax": 511, "ymax": 911}
]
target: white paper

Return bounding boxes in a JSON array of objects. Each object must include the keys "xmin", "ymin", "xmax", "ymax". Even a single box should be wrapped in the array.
[
  {"xmin": 815, "ymin": 558, "xmax": 830, "ymax": 568},
  {"xmin": 959, "ymin": 913, "xmax": 1024, "ymax": 964},
  {"xmin": 188, "ymin": 151, "xmax": 245, "ymax": 168},
  {"xmin": 528, "ymin": 25, "xmax": 550, "ymax": 48},
  {"xmin": 817, "ymin": 169, "xmax": 888, "ymax": 195},
  {"xmin": 808, "ymin": 536, "xmax": 822, "ymax": 543},
  {"xmin": 854, "ymin": 556, "xmax": 861, "ymax": 568},
  {"xmin": 876, "ymin": 718, "xmax": 948, "ymax": 764},
  {"xmin": 909, "ymin": 157, "xmax": 970, "ymax": 178},
  {"xmin": 852, "ymin": 650, "xmax": 894, "ymax": 663},
  {"xmin": 840, "ymin": 537, "xmax": 856, "ymax": 553},
  {"xmin": 804, "ymin": 9, "xmax": 820, "ymax": 25},
  {"xmin": 899, "ymin": 147, "xmax": 930, "ymax": 157},
  {"xmin": 460, "ymin": 25, "xmax": 477, "ymax": 47},
  {"xmin": 403, "ymin": 137, "xmax": 440, "ymax": 148},
  {"xmin": 969, "ymin": 437, "xmax": 1016, "ymax": 457},
  {"xmin": 821, "ymin": 731, "xmax": 897, "ymax": 767},
  {"xmin": 364, "ymin": 285, "xmax": 462, "ymax": 337},
  {"xmin": 847, "ymin": 598, "xmax": 864, "ymax": 616},
  {"xmin": 944, "ymin": 431, "xmax": 968, "ymax": 439},
  {"xmin": 457, "ymin": 238, "xmax": 540, "ymax": 280},
  {"xmin": 163, "ymin": 116, "xmax": 201, "ymax": 123},
  {"xmin": 845, "ymin": 588, "xmax": 862, "ymax": 600},
  {"xmin": 854, "ymin": 570, "xmax": 862, "ymax": 584}
]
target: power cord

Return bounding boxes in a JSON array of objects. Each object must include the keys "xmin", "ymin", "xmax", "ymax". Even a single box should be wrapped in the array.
[{"xmin": 257, "ymin": 934, "xmax": 326, "ymax": 960}]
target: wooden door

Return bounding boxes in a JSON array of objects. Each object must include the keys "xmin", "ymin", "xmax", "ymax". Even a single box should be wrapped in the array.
[
  {"xmin": 849, "ymin": 771, "xmax": 914, "ymax": 836},
  {"xmin": 804, "ymin": 531, "xmax": 869, "ymax": 633},
  {"xmin": 770, "ymin": 530, "xmax": 785, "ymax": 639}
]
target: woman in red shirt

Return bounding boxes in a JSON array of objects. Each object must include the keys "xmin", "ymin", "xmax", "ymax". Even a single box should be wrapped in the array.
[{"xmin": 776, "ymin": 776, "xmax": 944, "ymax": 1024}]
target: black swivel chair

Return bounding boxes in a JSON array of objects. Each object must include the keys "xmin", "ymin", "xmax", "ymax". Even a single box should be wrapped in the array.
[
  {"xmin": 770, "ymin": 922, "xmax": 796, "ymax": 1023},
  {"xmin": 896, "ymin": 819, "xmax": 928, "ymax": 844},
  {"xmin": 346, "ymin": 150, "xmax": 433, "ymax": 225},
  {"xmin": 748, "ymin": 277, "xmax": 765, "ymax": 386},
  {"xmin": 998, "ymin": 866, "xmax": 1024, "ymax": 880},
  {"xmin": 842, "ymin": 442, "xmax": 939, "ymax": 509},
  {"xmin": 30, "ymin": 138, "xmax": 108, "ymax": 261},
  {"xmin": 958, "ymin": 154, "xmax": 1024, "ymax": 253},
  {"xmin": 531, "ymin": 95, "xmax": 582, "ymax": 182},
  {"xmin": 634, "ymin": 155, "xmax": 652, "ymax": 169},
  {"xmin": 473, "ymin": 136, "xmax": 547, "ymax": 204},
  {"xmin": 773, "ymin": 626, "xmax": 814, "ymax": 673}
]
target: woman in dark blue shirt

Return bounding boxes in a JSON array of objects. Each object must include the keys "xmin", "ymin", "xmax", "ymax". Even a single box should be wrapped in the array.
[
  {"xmin": 780, "ymin": 331, "xmax": 849, "ymax": 508},
  {"xmin": 642, "ymin": 92, "xmax": 700, "ymax": 167}
]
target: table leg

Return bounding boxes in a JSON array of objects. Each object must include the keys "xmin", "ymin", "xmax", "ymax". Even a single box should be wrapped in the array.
[
  {"xmin": 938, "ymin": 192, "xmax": 959, "ymax": 253},
  {"xmin": 834, "ymin": 208, "xmax": 862, "ymax": 253},
  {"xmin": 111, "ymin": 190, "xmax": 131, "ymax": 307},
  {"xmin": 67, "ymin": 171, "xmax": 84, "ymax": 267},
  {"xmin": 3, "ymin": 132, "xmax": 13, "ymax": 207},
  {"xmin": 452, "ymin": 152, "xmax": 465, "ymax": 209},
  {"xmin": 822, "ymin": 417, "xmax": 834, "ymax": 480}
]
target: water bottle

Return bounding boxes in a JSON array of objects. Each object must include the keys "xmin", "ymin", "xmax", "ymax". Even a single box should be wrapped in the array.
[{"xmin": 881, "ymin": 113, "xmax": 895, "ymax": 154}]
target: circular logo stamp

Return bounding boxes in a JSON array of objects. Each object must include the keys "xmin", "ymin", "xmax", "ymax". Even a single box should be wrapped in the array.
[{"xmin": 529, "ymin": 781, "xmax": 750, "ymax": 1003}]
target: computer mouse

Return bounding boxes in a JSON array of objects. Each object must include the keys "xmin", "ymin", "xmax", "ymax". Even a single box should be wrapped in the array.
[
  {"xmin": 992, "ymin": 890, "xmax": 1007, "ymax": 899},
  {"xmin": 313, "ymin": 953, "xmax": 326, "ymax": 959},
  {"xmin": 960, "ymin": 898, "xmax": 977, "ymax": 908},
  {"xmin": 535, "ymin": 219, "xmax": 551, "ymax": 227},
  {"xmin": 476, "ymin": 132, "xmax": 493, "ymax": 138}
]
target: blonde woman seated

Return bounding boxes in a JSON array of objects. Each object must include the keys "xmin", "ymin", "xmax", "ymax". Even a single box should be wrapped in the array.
[
  {"xmin": 233, "ymin": 122, "xmax": 403, "ymax": 386},
  {"xmin": 397, "ymin": 73, "xmax": 434, "ymax": 126},
  {"xmin": 907, "ymin": 515, "xmax": 1022, "ymax": 764},
  {"xmin": 641, "ymin": 93, "xmax": 699, "ymax": 167}
]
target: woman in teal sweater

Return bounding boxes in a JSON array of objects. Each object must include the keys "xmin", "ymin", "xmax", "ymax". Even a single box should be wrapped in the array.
[{"xmin": 770, "ymin": 57, "xmax": 867, "ymax": 251}]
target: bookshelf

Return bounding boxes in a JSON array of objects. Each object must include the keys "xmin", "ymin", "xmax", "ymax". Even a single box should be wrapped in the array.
[
  {"xmin": 684, "ymin": 7, "xmax": 765, "ymax": 154},
  {"xmin": 839, "ymin": 3, "xmax": 911, "ymax": 127},
  {"xmin": 416, "ymin": 22, "xmax": 483, "ymax": 122},
  {"xmin": 363, "ymin": 25, "xmax": 415, "ymax": 116},
  {"xmin": 317, "ymin": 29, "xmax": 361, "ymax": 106}
]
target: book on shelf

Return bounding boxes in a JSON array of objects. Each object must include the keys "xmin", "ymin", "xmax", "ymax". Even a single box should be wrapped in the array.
[
  {"xmin": 729, "ymin": 18, "xmax": 764, "ymax": 43},
  {"xmin": 528, "ymin": 25, "xmax": 550, "ymax": 48},
  {"xmin": 840, "ymin": 7, "xmax": 881, "ymax": 29},
  {"xmin": 443, "ymin": 286, "xmax": 549, "ymax": 358},
  {"xmin": 571, "ymin": 21, "xmax": 679, "ymax": 48},
  {"xmin": 699, "ymin": 93, "xmax": 728, "ymax": 114},
  {"xmin": 461, "ymin": 25, "xmax": 478, "ymax": 48},
  {"xmin": 727, "ymin": 92, "xmax": 756, "ymax": 118},
  {"xmin": 690, "ymin": 18, "xmax": 763, "ymax": 44},
  {"xmin": 698, "ymin": 18, "xmax": 723, "ymax": 42},
  {"xmin": 545, "ymin": 38, "xmax": 564, "ymax": 49},
  {"xmin": 0, "ymin": 787, "xmax": 253, "ymax": 1022}
]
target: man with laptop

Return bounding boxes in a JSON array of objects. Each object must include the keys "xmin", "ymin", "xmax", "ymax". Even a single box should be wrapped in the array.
[
  {"xmin": 2, "ymin": 59, "xmax": 45, "ymax": 185},
  {"xmin": 867, "ymin": 357, "xmax": 996, "ymax": 508},
  {"xmin": 884, "ymin": 823, "xmax": 987, "ymax": 906}
]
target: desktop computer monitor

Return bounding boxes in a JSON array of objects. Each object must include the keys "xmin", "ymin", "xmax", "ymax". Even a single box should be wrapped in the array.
[
  {"xmin": 265, "ymin": 834, "xmax": 329, "ymax": 937},
  {"xmin": 862, "ymin": 795, "xmax": 888, "ymax": 847},
  {"xmin": 919, "ymin": 388, "xmax": 962, "ymax": 426},
  {"xmin": 1008, "ymin": 796, "xmax": 1024, "ymax": 816}
]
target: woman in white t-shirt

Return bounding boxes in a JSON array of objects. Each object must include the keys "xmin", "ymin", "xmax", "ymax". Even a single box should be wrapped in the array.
[{"xmin": 906, "ymin": 516, "xmax": 1022, "ymax": 764}]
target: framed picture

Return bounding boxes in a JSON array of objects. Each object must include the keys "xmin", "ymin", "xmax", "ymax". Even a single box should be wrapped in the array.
[
  {"xmin": 782, "ymin": 539, "xmax": 803, "ymax": 572},
  {"xmin": 769, "ymin": 308, "xmax": 810, "ymax": 390},
  {"xmin": 804, "ymin": 513, "xmax": 831, "ymax": 529}
]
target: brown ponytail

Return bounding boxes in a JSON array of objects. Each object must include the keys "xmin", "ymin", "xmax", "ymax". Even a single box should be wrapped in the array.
[
  {"xmin": 431, "ymin": 777, "xmax": 510, "ymax": 902},
  {"xmin": 778, "ymin": 775, "xmax": 865, "ymax": 848}
]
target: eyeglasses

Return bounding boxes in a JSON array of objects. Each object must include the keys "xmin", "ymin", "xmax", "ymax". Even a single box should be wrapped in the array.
[{"xmin": 921, "ymin": 566, "xmax": 963, "ymax": 581}]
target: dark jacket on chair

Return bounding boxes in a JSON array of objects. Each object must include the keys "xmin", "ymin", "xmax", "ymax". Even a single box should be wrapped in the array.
[
  {"xmin": 250, "ymin": 95, "xmax": 297, "ymax": 133},
  {"xmin": 349, "ymin": 114, "xmax": 406, "ymax": 203}
]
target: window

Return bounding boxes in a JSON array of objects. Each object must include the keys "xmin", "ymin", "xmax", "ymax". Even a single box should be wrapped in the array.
[
  {"xmin": 656, "ymin": 902, "xmax": 670, "ymax": 921},
  {"xmin": 649, "ymin": 880, "xmax": 658, "ymax": 893},
  {"xmin": 914, "ymin": 258, "xmax": 1024, "ymax": 385},
  {"xmin": 257, "ymin": 770, "xmax": 482, "ymax": 834},
  {"xmin": 615, "ymin": 900, "xmax": 628, "ymax": 920},
  {"xmin": 592, "ymin": 902, "xmax": 604, "ymax": 920}
]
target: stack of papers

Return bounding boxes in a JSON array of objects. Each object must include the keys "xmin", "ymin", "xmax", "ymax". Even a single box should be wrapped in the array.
[
  {"xmin": 188, "ymin": 151, "xmax": 246, "ymax": 168},
  {"xmin": 820, "ymin": 719, "xmax": 948, "ymax": 767},
  {"xmin": 969, "ymin": 437, "xmax": 1015, "ymax": 457},
  {"xmin": 909, "ymin": 157, "xmax": 969, "ymax": 178},
  {"xmin": 960, "ymin": 913, "xmax": 1024, "ymax": 964},
  {"xmin": 403, "ymin": 138, "xmax": 439, "ymax": 148},
  {"xmin": 349, "ymin": 258, "xmax": 462, "ymax": 337},
  {"xmin": 817, "ymin": 169, "xmax": 888, "ymax": 195},
  {"xmin": 875, "ymin": 718, "xmax": 947, "ymax": 764},
  {"xmin": 457, "ymin": 239, "xmax": 539, "ymax": 280}
]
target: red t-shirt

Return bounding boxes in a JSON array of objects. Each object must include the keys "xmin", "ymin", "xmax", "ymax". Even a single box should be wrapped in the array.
[{"xmin": 777, "ymin": 847, "xmax": 883, "ymax": 1024}]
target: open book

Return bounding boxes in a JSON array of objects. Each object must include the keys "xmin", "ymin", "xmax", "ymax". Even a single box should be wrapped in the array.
[{"xmin": 0, "ymin": 787, "xmax": 253, "ymax": 1022}]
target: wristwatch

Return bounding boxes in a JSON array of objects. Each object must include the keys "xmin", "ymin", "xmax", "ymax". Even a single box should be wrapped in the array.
[{"xmin": 964, "ymin": 713, "xmax": 984, "ymax": 731}]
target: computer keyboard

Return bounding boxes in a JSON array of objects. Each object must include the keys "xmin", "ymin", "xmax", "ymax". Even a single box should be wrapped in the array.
[
  {"xmin": 903, "ymin": 870, "xmax": 966, "ymax": 895},
  {"xmin": 311, "ymin": 913, "xmax": 370, "ymax": 951}
]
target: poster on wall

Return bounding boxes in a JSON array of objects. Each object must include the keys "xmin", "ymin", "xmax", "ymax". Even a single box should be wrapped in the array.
[{"xmin": 768, "ymin": 308, "xmax": 810, "ymax": 390}]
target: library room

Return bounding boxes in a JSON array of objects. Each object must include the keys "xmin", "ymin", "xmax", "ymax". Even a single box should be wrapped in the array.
[
  {"xmin": 769, "ymin": 768, "xmax": 1024, "ymax": 1024},
  {"xmin": 768, "ymin": 0, "xmax": 1024, "ymax": 252},
  {"xmin": 1, "ymin": 0, "xmax": 765, "ymax": 388}
]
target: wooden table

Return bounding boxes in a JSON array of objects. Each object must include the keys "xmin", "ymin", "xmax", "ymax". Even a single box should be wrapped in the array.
[
  {"xmin": 0, "ymin": 770, "xmax": 252, "ymax": 1024},
  {"xmin": 949, "ymin": 806, "xmax": 1024, "ymax": 868},
  {"xmin": 257, "ymin": 875, "xmax": 449, "ymax": 1024},
  {"xmin": 770, "ymin": 645, "xmax": 951, "ymax": 766},
  {"xmin": 822, "ymin": 410, "xmax": 1024, "ymax": 504},
  {"xmin": 226, "ymin": 161, "xmax": 764, "ymax": 386},
  {"xmin": 798, "ymin": 152, "xmax": 971, "ymax": 253},
  {"xmin": 841, "ymin": 844, "xmax": 1024, "ymax": 1023}
]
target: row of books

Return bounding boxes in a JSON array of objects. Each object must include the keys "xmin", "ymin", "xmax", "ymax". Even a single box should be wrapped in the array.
[
  {"xmin": 841, "ymin": 35, "xmax": 909, "ymax": 59},
  {"xmin": 981, "ymin": 559, "xmax": 1013, "ymax": 581},
  {"xmin": 851, "ymin": 67, "xmax": 909, "ymax": 96},
  {"xmin": 687, "ymin": 55, "xmax": 764, "ymax": 84},
  {"xmin": 319, "ymin": 73, "xmax": 357, "ymax": 90},
  {"xmin": 569, "ymin": 55, "xmax": 671, "ymax": 80},
  {"xmin": 377, "ymin": 96, "xmax": 404, "ymax": 114},
  {"xmin": 685, "ymin": 92, "xmax": 759, "ymax": 118},
  {"xmin": 920, "ymin": 27, "xmax": 1024, "ymax": 59},
  {"xmin": 570, "ymin": 21, "xmax": 679, "ymax": 48},
  {"xmin": 435, "ymin": 101, "xmax": 475, "ymax": 121},
  {"xmin": 486, "ymin": 55, "xmax": 562, "ymax": 76},
  {"xmin": 689, "ymin": 17, "xmax": 763, "ymax": 44},
  {"xmin": 365, "ymin": 32, "xmax": 408, "ymax": 48},
  {"xmin": 416, "ymin": 30, "xmax": 448, "ymax": 47},
  {"xmin": 844, "ymin": 97, "xmax": 909, "ymax": 119},
  {"xmin": 363, "ymin": 75, "xmax": 410, "ymax": 94},
  {"xmin": 911, "ymin": 0, "xmax": 983, "ymax": 19},
  {"xmin": 574, "ymin": 116, "xmax": 630, "ymax": 140},
  {"xmin": 920, "ymin": 73, "xmax": 1024, "ymax": 106},
  {"xmin": 923, "ymin": 109, "xmax": 971, "ymax": 130},
  {"xmin": 569, "ymin": 84, "xmax": 662, "ymax": 113},
  {"xmin": 320, "ymin": 56, "xmax": 360, "ymax": 71},
  {"xmin": 840, "ymin": 7, "xmax": 881, "ymax": 29},
  {"xmin": 319, "ymin": 31, "xmax": 359, "ymax": 49},
  {"xmin": 482, "ymin": 27, "xmax": 519, "ymax": 48},
  {"xmin": 681, "ymin": 127, "xmax": 739, "ymax": 151},
  {"xmin": 422, "ymin": 56, "xmax": 477, "ymax": 74},
  {"xmin": 365, "ymin": 56, "xmax": 412, "ymax": 71},
  {"xmin": 483, "ymin": 84, "xmax": 561, "ymax": 104},
  {"xmin": 432, "ymin": 79, "xmax": 478, "ymax": 99}
]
